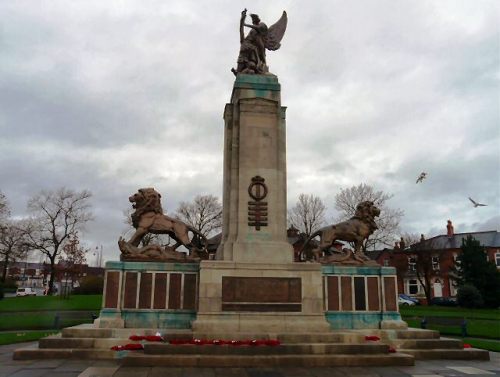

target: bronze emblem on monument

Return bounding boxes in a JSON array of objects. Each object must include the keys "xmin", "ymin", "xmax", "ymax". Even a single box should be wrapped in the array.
[{"xmin": 248, "ymin": 176, "xmax": 268, "ymax": 230}]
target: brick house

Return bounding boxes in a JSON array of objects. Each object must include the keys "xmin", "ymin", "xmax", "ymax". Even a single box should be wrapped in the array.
[
  {"xmin": 0, "ymin": 261, "xmax": 104, "ymax": 291},
  {"xmin": 369, "ymin": 221, "xmax": 500, "ymax": 300}
]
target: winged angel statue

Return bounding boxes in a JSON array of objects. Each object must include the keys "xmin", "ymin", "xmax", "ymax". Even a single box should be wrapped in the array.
[{"xmin": 231, "ymin": 9, "xmax": 287, "ymax": 75}]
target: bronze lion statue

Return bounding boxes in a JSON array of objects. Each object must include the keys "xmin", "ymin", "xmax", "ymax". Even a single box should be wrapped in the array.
[
  {"xmin": 301, "ymin": 201, "xmax": 380, "ymax": 264},
  {"xmin": 120, "ymin": 188, "xmax": 208, "ymax": 260}
]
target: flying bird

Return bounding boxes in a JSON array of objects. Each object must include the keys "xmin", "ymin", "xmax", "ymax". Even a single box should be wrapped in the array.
[
  {"xmin": 416, "ymin": 172, "xmax": 427, "ymax": 183},
  {"xmin": 468, "ymin": 197, "xmax": 487, "ymax": 208}
]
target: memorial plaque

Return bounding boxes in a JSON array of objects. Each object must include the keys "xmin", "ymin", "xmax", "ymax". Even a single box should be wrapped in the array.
[
  {"xmin": 183, "ymin": 274, "xmax": 197, "ymax": 310},
  {"xmin": 222, "ymin": 277, "xmax": 301, "ymax": 312},
  {"xmin": 104, "ymin": 271, "xmax": 119, "ymax": 309},
  {"xmin": 384, "ymin": 277, "xmax": 397, "ymax": 311},
  {"xmin": 367, "ymin": 277, "xmax": 380, "ymax": 311},
  {"xmin": 354, "ymin": 277, "xmax": 366, "ymax": 311},
  {"xmin": 138, "ymin": 272, "xmax": 152, "ymax": 309},
  {"xmin": 123, "ymin": 272, "xmax": 138, "ymax": 309},
  {"xmin": 327, "ymin": 276, "xmax": 339, "ymax": 311},
  {"xmin": 340, "ymin": 276, "xmax": 353, "ymax": 311},
  {"xmin": 168, "ymin": 273, "xmax": 182, "ymax": 309},
  {"xmin": 153, "ymin": 273, "xmax": 168, "ymax": 309}
]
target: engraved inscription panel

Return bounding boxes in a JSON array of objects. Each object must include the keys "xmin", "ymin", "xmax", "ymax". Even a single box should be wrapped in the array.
[
  {"xmin": 384, "ymin": 277, "xmax": 397, "ymax": 311},
  {"xmin": 327, "ymin": 276, "xmax": 339, "ymax": 311},
  {"xmin": 340, "ymin": 276, "xmax": 353, "ymax": 311},
  {"xmin": 168, "ymin": 273, "xmax": 182, "ymax": 309},
  {"xmin": 104, "ymin": 271, "xmax": 119, "ymax": 309},
  {"xmin": 183, "ymin": 274, "xmax": 197, "ymax": 310},
  {"xmin": 123, "ymin": 272, "xmax": 138, "ymax": 309},
  {"xmin": 153, "ymin": 273, "xmax": 168, "ymax": 309},
  {"xmin": 222, "ymin": 277, "xmax": 301, "ymax": 312},
  {"xmin": 367, "ymin": 277, "xmax": 380, "ymax": 311},
  {"xmin": 354, "ymin": 277, "xmax": 366, "ymax": 311},
  {"xmin": 138, "ymin": 272, "xmax": 152, "ymax": 309}
]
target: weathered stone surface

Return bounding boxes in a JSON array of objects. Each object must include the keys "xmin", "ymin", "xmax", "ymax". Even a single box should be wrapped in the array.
[{"xmin": 216, "ymin": 75, "xmax": 293, "ymax": 264}]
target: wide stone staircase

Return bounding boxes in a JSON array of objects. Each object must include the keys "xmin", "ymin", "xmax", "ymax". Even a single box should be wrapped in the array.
[{"xmin": 13, "ymin": 324, "xmax": 489, "ymax": 367}]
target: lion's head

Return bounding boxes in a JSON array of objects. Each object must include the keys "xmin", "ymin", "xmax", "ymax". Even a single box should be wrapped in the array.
[
  {"xmin": 129, "ymin": 188, "xmax": 163, "ymax": 227},
  {"xmin": 354, "ymin": 201, "xmax": 380, "ymax": 223}
]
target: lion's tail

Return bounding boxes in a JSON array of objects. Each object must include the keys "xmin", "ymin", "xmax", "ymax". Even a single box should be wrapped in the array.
[
  {"xmin": 187, "ymin": 226, "xmax": 209, "ymax": 255},
  {"xmin": 299, "ymin": 229, "xmax": 322, "ymax": 260}
]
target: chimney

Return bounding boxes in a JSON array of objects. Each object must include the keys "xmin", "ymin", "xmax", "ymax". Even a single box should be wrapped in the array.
[{"xmin": 447, "ymin": 220, "xmax": 454, "ymax": 237}]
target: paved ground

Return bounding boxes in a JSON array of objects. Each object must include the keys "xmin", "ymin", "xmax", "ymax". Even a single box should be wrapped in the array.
[{"xmin": 1, "ymin": 342, "xmax": 499, "ymax": 377}]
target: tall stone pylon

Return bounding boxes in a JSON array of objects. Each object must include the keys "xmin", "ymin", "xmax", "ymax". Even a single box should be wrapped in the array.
[
  {"xmin": 216, "ymin": 74, "xmax": 294, "ymax": 263},
  {"xmin": 193, "ymin": 74, "xmax": 330, "ymax": 333}
]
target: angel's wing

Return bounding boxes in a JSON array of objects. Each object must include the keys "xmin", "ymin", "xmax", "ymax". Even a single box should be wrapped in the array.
[{"xmin": 264, "ymin": 11, "xmax": 287, "ymax": 51}]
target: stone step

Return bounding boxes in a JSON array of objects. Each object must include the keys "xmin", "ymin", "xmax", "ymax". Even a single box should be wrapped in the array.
[
  {"xmin": 144, "ymin": 343, "xmax": 389, "ymax": 355},
  {"xmin": 13, "ymin": 348, "xmax": 117, "ymax": 360},
  {"xmin": 398, "ymin": 348, "xmax": 490, "ymax": 360},
  {"xmin": 396, "ymin": 338, "xmax": 463, "ymax": 350},
  {"xmin": 61, "ymin": 325, "xmax": 192, "ymax": 339},
  {"xmin": 39, "ymin": 336, "xmax": 155, "ymax": 349},
  {"xmin": 192, "ymin": 332, "xmax": 346, "ymax": 343},
  {"xmin": 122, "ymin": 353, "xmax": 414, "ymax": 367},
  {"xmin": 62, "ymin": 327, "xmax": 113, "ymax": 339},
  {"xmin": 395, "ymin": 329, "xmax": 440, "ymax": 339}
]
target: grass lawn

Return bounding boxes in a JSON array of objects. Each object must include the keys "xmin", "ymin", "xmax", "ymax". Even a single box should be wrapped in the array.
[
  {"xmin": 460, "ymin": 338, "xmax": 500, "ymax": 352},
  {"xmin": 0, "ymin": 295, "xmax": 102, "ymax": 312},
  {"xmin": 403, "ymin": 305, "xmax": 500, "ymax": 340},
  {"xmin": 0, "ymin": 331, "xmax": 58, "ymax": 346},
  {"xmin": 399, "ymin": 305, "xmax": 500, "ymax": 320},
  {"xmin": 0, "ymin": 312, "xmax": 96, "ymax": 331}
]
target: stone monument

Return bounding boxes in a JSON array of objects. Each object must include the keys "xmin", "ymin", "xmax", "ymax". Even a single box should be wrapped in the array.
[
  {"xmin": 192, "ymin": 11, "xmax": 331, "ymax": 332},
  {"xmin": 14, "ymin": 10, "xmax": 490, "ymax": 367}
]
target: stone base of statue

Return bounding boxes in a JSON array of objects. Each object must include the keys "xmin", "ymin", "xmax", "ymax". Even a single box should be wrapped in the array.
[{"xmin": 192, "ymin": 261, "xmax": 331, "ymax": 333}]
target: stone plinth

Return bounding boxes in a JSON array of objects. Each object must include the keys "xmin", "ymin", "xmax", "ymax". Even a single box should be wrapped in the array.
[
  {"xmin": 217, "ymin": 74, "xmax": 293, "ymax": 264},
  {"xmin": 192, "ymin": 260, "xmax": 331, "ymax": 333}
]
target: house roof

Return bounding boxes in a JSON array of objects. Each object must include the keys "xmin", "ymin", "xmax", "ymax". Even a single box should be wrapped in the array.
[
  {"xmin": 365, "ymin": 249, "xmax": 388, "ymax": 260},
  {"xmin": 413, "ymin": 230, "xmax": 500, "ymax": 250}
]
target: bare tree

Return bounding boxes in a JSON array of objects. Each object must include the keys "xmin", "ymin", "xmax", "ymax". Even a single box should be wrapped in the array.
[
  {"xmin": 0, "ymin": 191, "xmax": 9, "ymax": 223},
  {"xmin": 400, "ymin": 232, "xmax": 420, "ymax": 250},
  {"xmin": 334, "ymin": 183, "xmax": 403, "ymax": 251},
  {"xmin": 23, "ymin": 188, "xmax": 93, "ymax": 294},
  {"xmin": 0, "ymin": 221, "xmax": 27, "ymax": 282},
  {"xmin": 175, "ymin": 195, "xmax": 222, "ymax": 237},
  {"xmin": 288, "ymin": 193, "xmax": 326, "ymax": 238},
  {"xmin": 59, "ymin": 235, "xmax": 88, "ymax": 298}
]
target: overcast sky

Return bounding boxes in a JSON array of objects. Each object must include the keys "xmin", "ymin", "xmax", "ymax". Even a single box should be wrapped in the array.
[{"xmin": 1, "ymin": 0, "xmax": 498, "ymax": 264}]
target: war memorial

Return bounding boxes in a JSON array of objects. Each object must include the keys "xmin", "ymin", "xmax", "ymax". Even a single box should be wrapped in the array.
[{"xmin": 14, "ymin": 9, "xmax": 489, "ymax": 367}]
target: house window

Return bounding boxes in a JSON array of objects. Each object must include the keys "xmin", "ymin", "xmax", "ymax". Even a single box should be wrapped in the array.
[
  {"xmin": 432, "ymin": 256, "xmax": 440, "ymax": 271},
  {"xmin": 495, "ymin": 252, "xmax": 500, "ymax": 268},
  {"xmin": 408, "ymin": 279, "xmax": 419, "ymax": 295},
  {"xmin": 383, "ymin": 258, "xmax": 389, "ymax": 267},
  {"xmin": 408, "ymin": 256, "xmax": 416, "ymax": 272}
]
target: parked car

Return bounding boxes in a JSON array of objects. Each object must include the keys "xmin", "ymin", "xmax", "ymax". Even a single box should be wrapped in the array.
[
  {"xmin": 429, "ymin": 296, "xmax": 457, "ymax": 307},
  {"xmin": 398, "ymin": 294, "xmax": 420, "ymax": 305},
  {"xmin": 16, "ymin": 287, "xmax": 37, "ymax": 297},
  {"xmin": 398, "ymin": 296, "xmax": 416, "ymax": 306}
]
